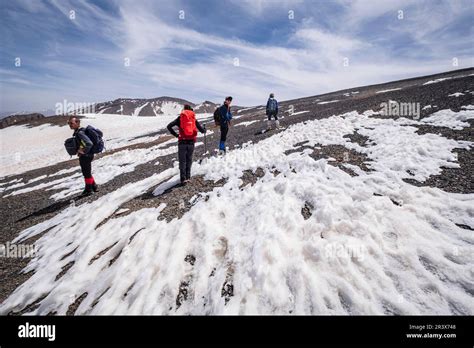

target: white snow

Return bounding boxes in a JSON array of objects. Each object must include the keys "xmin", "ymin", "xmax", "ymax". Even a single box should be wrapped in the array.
[
  {"xmin": 237, "ymin": 107, "xmax": 257, "ymax": 113},
  {"xmin": 375, "ymin": 88, "xmax": 402, "ymax": 94},
  {"xmin": 448, "ymin": 92, "xmax": 465, "ymax": 97},
  {"xmin": 1, "ymin": 107, "xmax": 473, "ymax": 315},
  {"xmin": 422, "ymin": 105, "xmax": 432, "ymax": 110},
  {"xmin": 235, "ymin": 121, "xmax": 259, "ymax": 127},
  {"xmin": 115, "ymin": 208, "xmax": 130, "ymax": 215},
  {"xmin": 157, "ymin": 101, "xmax": 184, "ymax": 116},
  {"xmin": 318, "ymin": 100, "xmax": 340, "ymax": 105},
  {"xmin": 3, "ymin": 138, "xmax": 179, "ymax": 200},
  {"xmin": 420, "ymin": 109, "xmax": 474, "ymax": 130},
  {"xmin": 423, "ymin": 77, "xmax": 452, "ymax": 85},
  {"xmin": 289, "ymin": 110, "xmax": 310, "ymax": 116},
  {"xmin": 0, "ymin": 113, "xmax": 210, "ymax": 177},
  {"xmin": 132, "ymin": 102, "xmax": 149, "ymax": 116}
]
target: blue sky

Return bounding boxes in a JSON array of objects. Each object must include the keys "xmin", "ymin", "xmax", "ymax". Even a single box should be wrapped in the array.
[{"xmin": 0, "ymin": 0, "xmax": 473, "ymax": 112}]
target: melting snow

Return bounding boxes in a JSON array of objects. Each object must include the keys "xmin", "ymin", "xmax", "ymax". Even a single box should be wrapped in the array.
[
  {"xmin": 0, "ymin": 113, "xmax": 212, "ymax": 177},
  {"xmin": 236, "ymin": 121, "xmax": 259, "ymax": 127},
  {"xmin": 375, "ymin": 88, "xmax": 402, "ymax": 94},
  {"xmin": 1, "ymin": 108, "xmax": 473, "ymax": 315},
  {"xmin": 317, "ymin": 100, "xmax": 340, "ymax": 105},
  {"xmin": 420, "ymin": 109, "xmax": 474, "ymax": 130},
  {"xmin": 423, "ymin": 77, "xmax": 452, "ymax": 85}
]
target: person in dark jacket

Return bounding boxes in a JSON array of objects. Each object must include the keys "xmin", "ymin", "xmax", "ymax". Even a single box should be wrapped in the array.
[
  {"xmin": 68, "ymin": 116, "xmax": 98, "ymax": 196},
  {"xmin": 167, "ymin": 105, "xmax": 206, "ymax": 185},
  {"xmin": 266, "ymin": 93, "xmax": 279, "ymax": 130},
  {"xmin": 217, "ymin": 96, "xmax": 233, "ymax": 155}
]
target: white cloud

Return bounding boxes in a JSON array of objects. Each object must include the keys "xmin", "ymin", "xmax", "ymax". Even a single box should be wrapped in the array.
[{"xmin": 2, "ymin": 0, "xmax": 473, "ymax": 111}]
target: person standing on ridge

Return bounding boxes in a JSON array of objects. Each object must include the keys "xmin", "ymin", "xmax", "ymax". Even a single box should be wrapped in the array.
[
  {"xmin": 167, "ymin": 105, "xmax": 206, "ymax": 186},
  {"xmin": 68, "ymin": 116, "xmax": 99, "ymax": 196},
  {"xmin": 266, "ymin": 93, "xmax": 279, "ymax": 130},
  {"xmin": 214, "ymin": 96, "xmax": 233, "ymax": 155}
]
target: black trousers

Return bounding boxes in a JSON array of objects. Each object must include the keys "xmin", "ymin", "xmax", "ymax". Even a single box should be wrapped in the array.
[
  {"xmin": 220, "ymin": 123, "xmax": 229, "ymax": 142},
  {"xmin": 178, "ymin": 141, "xmax": 195, "ymax": 182},
  {"xmin": 267, "ymin": 111, "xmax": 278, "ymax": 120},
  {"xmin": 79, "ymin": 155, "xmax": 94, "ymax": 179}
]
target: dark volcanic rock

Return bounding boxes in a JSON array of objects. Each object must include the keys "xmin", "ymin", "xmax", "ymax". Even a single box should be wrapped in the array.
[{"xmin": 0, "ymin": 113, "xmax": 44, "ymax": 129}]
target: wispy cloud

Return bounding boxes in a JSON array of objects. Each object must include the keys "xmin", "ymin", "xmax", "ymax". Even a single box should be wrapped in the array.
[{"xmin": 0, "ymin": 0, "xmax": 472, "ymax": 112}]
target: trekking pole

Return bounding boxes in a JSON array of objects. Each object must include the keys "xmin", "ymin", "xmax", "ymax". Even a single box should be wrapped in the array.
[{"xmin": 204, "ymin": 125, "xmax": 207, "ymax": 155}]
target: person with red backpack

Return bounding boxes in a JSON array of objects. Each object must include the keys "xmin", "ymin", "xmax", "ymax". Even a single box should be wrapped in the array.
[
  {"xmin": 67, "ymin": 116, "xmax": 101, "ymax": 196},
  {"xmin": 167, "ymin": 105, "xmax": 206, "ymax": 186}
]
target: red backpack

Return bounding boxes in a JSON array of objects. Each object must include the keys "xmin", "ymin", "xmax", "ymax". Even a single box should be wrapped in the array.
[{"xmin": 179, "ymin": 110, "xmax": 198, "ymax": 141}]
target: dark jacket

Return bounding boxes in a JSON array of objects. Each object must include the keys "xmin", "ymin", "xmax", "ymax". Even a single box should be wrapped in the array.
[
  {"xmin": 73, "ymin": 128, "xmax": 93, "ymax": 156},
  {"xmin": 218, "ymin": 104, "xmax": 232, "ymax": 126},
  {"xmin": 266, "ymin": 97, "xmax": 278, "ymax": 115},
  {"xmin": 167, "ymin": 115, "xmax": 205, "ymax": 142}
]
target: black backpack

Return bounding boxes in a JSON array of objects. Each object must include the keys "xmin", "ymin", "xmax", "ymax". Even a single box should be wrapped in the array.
[
  {"xmin": 213, "ymin": 107, "xmax": 221, "ymax": 125},
  {"xmin": 64, "ymin": 137, "xmax": 78, "ymax": 156},
  {"xmin": 84, "ymin": 125, "xmax": 105, "ymax": 153},
  {"xmin": 64, "ymin": 126, "xmax": 105, "ymax": 156}
]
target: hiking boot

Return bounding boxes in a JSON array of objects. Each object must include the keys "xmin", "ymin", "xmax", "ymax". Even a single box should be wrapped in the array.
[
  {"xmin": 92, "ymin": 183, "xmax": 99, "ymax": 192},
  {"xmin": 81, "ymin": 184, "xmax": 93, "ymax": 196}
]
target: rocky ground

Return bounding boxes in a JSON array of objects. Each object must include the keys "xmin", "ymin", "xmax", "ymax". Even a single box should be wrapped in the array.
[{"xmin": 0, "ymin": 67, "xmax": 473, "ymax": 308}]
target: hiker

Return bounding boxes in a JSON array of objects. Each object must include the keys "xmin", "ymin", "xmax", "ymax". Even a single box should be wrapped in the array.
[
  {"xmin": 167, "ymin": 105, "xmax": 206, "ymax": 185},
  {"xmin": 67, "ymin": 116, "xmax": 99, "ymax": 196},
  {"xmin": 214, "ymin": 96, "xmax": 233, "ymax": 155},
  {"xmin": 266, "ymin": 93, "xmax": 279, "ymax": 130}
]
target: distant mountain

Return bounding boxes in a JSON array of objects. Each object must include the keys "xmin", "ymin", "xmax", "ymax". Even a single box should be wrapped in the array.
[
  {"xmin": 0, "ymin": 109, "xmax": 55, "ymax": 119},
  {"xmin": 0, "ymin": 113, "xmax": 45, "ymax": 129},
  {"xmin": 90, "ymin": 97, "xmax": 221, "ymax": 116}
]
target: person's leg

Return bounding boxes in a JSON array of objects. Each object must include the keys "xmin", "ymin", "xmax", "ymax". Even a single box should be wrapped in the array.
[
  {"xmin": 79, "ymin": 156, "xmax": 93, "ymax": 194},
  {"xmin": 274, "ymin": 112, "xmax": 280, "ymax": 128},
  {"xmin": 178, "ymin": 142, "xmax": 187, "ymax": 183},
  {"xmin": 219, "ymin": 123, "xmax": 228, "ymax": 152},
  {"xmin": 185, "ymin": 143, "xmax": 195, "ymax": 180},
  {"xmin": 79, "ymin": 156, "xmax": 88, "ymax": 178},
  {"xmin": 267, "ymin": 113, "xmax": 272, "ymax": 130},
  {"xmin": 89, "ymin": 155, "xmax": 98, "ymax": 192}
]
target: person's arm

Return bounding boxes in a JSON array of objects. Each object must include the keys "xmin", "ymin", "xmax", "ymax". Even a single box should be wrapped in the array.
[
  {"xmin": 77, "ymin": 130, "xmax": 93, "ymax": 155},
  {"xmin": 167, "ymin": 117, "xmax": 180, "ymax": 137},
  {"xmin": 276, "ymin": 100, "xmax": 279, "ymax": 113},
  {"xmin": 195, "ymin": 119, "xmax": 206, "ymax": 134},
  {"xmin": 266, "ymin": 99, "xmax": 270, "ymax": 114}
]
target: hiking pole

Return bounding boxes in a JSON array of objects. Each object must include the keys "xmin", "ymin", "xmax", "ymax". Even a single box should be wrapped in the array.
[{"xmin": 204, "ymin": 124, "xmax": 207, "ymax": 155}]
